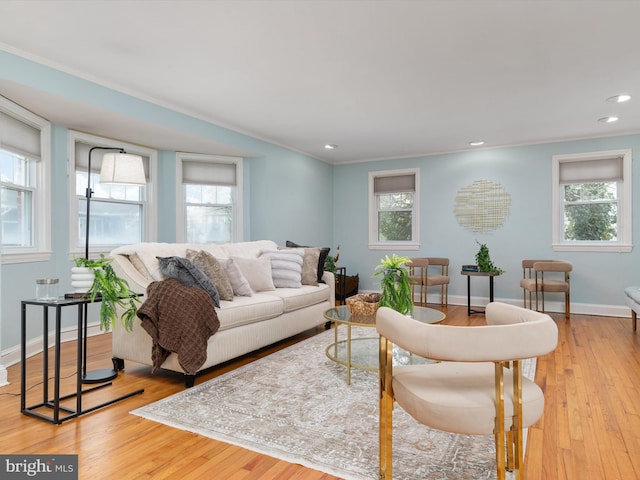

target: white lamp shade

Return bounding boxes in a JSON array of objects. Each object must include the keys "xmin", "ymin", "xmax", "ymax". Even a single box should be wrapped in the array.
[{"xmin": 100, "ymin": 153, "xmax": 146, "ymax": 185}]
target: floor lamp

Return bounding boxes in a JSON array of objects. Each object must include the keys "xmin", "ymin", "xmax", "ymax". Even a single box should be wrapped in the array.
[{"xmin": 82, "ymin": 146, "xmax": 145, "ymax": 384}]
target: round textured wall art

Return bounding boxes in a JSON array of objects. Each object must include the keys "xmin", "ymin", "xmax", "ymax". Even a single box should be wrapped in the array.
[{"xmin": 454, "ymin": 179, "xmax": 511, "ymax": 233}]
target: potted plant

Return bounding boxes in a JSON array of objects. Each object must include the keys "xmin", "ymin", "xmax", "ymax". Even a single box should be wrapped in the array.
[
  {"xmin": 73, "ymin": 254, "xmax": 140, "ymax": 332},
  {"xmin": 475, "ymin": 241, "xmax": 504, "ymax": 274},
  {"xmin": 373, "ymin": 254, "xmax": 414, "ymax": 316}
]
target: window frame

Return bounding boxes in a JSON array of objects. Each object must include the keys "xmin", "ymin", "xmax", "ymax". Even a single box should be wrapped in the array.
[
  {"xmin": 0, "ymin": 96, "xmax": 51, "ymax": 264},
  {"xmin": 175, "ymin": 152, "xmax": 243, "ymax": 244},
  {"xmin": 552, "ymin": 149, "xmax": 632, "ymax": 252},
  {"xmin": 368, "ymin": 168, "xmax": 420, "ymax": 250},
  {"xmin": 68, "ymin": 131, "xmax": 157, "ymax": 257}
]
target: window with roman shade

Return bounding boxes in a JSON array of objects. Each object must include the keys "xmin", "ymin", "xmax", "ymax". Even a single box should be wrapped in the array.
[
  {"xmin": 177, "ymin": 153, "xmax": 243, "ymax": 244},
  {"xmin": 368, "ymin": 168, "xmax": 420, "ymax": 250},
  {"xmin": 552, "ymin": 150, "xmax": 632, "ymax": 252},
  {"xmin": 69, "ymin": 131, "xmax": 156, "ymax": 254},
  {"xmin": 0, "ymin": 97, "xmax": 51, "ymax": 261}
]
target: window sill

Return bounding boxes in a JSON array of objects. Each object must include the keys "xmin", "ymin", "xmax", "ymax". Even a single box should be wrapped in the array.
[
  {"xmin": 368, "ymin": 243, "xmax": 420, "ymax": 251},
  {"xmin": 1, "ymin": 251, "xmax": 52, "ymax": 264},
  {"xmin": 552, "ymin": 243, "xmax": 633, "ymax": 253}
]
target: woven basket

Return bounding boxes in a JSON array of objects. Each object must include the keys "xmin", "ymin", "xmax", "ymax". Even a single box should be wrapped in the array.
[{"xmin": 346, "ymin": 293, "xmax": 382, "ymax": 316}]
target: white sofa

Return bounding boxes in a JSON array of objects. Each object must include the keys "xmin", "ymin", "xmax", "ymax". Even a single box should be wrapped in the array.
[{"xmin": 109, "ymin": 240, "xmax": 334, "ymax": 386}]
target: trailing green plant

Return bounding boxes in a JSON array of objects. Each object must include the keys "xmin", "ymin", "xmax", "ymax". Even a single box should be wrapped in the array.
[
  {"xmin": 324, "ymin": 245, "xmax": 340, "ymax": 274},
  {"xmin": 474, "ymin": 241, "xmax": 504, "ymax": 274},
  {"xmin": 373, "ymin": 254, "xmax": 414, "ymax": 315},
  {"xmin": 74, "ymin": 254, "xmax": 140, "ymax": 332}
]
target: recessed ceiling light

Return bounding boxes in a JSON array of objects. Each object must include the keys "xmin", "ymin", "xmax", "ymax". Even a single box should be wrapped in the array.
[
  {"xmin": 607, "ymin": 94, "xmax": 631, "ymax": 103},
  {"xmin": 598, "ymin": 116, "xmax": 619, "ymax": 123},
  {"xmin": 469, "ymin": 141, "xmax": 484, "ymax": 146},
  {"xmin": 324, "ymin": 144, "xmax": 337, "ymax": 150}
]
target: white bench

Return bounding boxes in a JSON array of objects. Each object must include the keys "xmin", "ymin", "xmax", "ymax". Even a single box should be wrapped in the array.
[{"xmin": 624, "ymin": 286, "xmax": 640, "ymax": 332}]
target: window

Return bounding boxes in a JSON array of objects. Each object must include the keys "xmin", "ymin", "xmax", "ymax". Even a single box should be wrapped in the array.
[
  {"xmin": 176, "ymin": 153, "xmax": 243, "ymax": 243},
  {"xmin": 368, "ymin": 169, "xmax": 419, "ymax": 250},
  {"xmin": 0, "ymin": 98, "xmax": 51, "ymax": 263},
  {"xmin": 70, "ymin": 132, "xmax": 156, "ymax": 255},
  {"xmin": 552, "ymin": 149, "xmax": 632, "ymax": 252}
]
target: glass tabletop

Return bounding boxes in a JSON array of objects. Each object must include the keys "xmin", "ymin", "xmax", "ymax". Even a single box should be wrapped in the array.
[{"xmin": 323, "ymin": 304, "xmax": 445, "ymax": 327}]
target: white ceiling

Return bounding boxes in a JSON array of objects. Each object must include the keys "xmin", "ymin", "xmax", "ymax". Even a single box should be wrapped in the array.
[{"xmin": 1, "ymin": 0, "xmax": 639, "ymax": 164}]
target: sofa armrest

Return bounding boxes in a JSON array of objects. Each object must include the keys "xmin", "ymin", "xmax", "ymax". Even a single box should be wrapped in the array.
[
  {"xmin": 110, "ymin": 253, "xmax": 152, "ymax": 297},
  {"xmin": 322, "ymin": 271, "xmax": 335, "ymax": 306}
]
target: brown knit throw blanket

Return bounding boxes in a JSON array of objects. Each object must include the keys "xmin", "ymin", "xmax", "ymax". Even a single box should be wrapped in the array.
[{"xmin": 137, "ymin": 277, "xmax": 220, "ymax": 375}]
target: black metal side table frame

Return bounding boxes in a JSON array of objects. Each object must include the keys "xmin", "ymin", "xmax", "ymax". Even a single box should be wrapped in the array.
[
  {"xmin": 21, "ymin": 297, "xmax": 144, "ymax": 425},
  {"xmin": 461, "ymin": 271, "xmax": 500, "ymax": 315}
]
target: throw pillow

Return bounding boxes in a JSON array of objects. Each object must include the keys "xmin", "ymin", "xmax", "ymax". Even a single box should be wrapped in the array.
[
  {"xmin": 221, "ymin": 258, "xmax": 253, "ymax": 297},
  {"xmin": 231, "ymin": 256, "xmax": 276, "ymax": 292},
  {"xmin": 129, "ymin": 252, "xmax": 153, "ymax": 281},
  {"xmin": 260, "ymin": 249, "xmax": 304, "ymax": 288},
  {"xmin": 157, "ymin": 256, "xmax": 220, "ymax": 308},
  {"xmin": 186, "ymin": 249, "xmax": 234, "ymax": 301},
  {"xmin": 286, "ymin": 240, "xmax": 330, "ymax": 283}
]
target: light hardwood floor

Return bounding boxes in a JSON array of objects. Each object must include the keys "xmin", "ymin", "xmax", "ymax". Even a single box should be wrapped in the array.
[{"xmin": 1, "ymin": 305, "xmax": 639, "ymax": 479}]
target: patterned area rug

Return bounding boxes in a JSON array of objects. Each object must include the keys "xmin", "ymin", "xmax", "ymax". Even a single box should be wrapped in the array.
[{"xmin": 131, "ymin": 328, "xmax": 535, "ymax": 480}]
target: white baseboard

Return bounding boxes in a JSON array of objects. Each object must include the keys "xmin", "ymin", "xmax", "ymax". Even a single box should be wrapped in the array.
[{"xmin": 1, "ymin": 322, "xmax": 106, "ymax": 369}]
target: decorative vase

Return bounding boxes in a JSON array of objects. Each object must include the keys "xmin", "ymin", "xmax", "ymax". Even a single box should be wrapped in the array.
[{"xmin": 71, "ymin": 266, "xmax": 95, "ymax": 293}]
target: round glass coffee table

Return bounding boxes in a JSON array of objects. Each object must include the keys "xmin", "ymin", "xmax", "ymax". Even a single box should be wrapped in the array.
[{"xmin": 323, "ymin": 305, "xmax": 445, "ymax": 384}]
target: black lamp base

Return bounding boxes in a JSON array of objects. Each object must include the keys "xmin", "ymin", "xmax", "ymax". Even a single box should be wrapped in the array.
[{"xmin": 82, "ymin": 368, "xmax": 118, "ymax": 384}]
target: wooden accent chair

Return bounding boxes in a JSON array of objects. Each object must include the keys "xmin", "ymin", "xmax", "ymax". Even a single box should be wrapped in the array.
[
  {"xmin": 377, "ymin": 303, "xmax": 558, "ymax": 480},
  {"xmin": 408, "ymin": 257, "xmax": 450, "ymax": 306},
  {"xmin": 520, "ymin": 260, "xmax": 572, "ymax": 319}
]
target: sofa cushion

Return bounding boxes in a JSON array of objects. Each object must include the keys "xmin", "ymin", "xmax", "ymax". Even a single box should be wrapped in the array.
[
  {"xmin": 232, "ymin": 256, "xmax": 276, "ymax": 292},
  {"xmin": 286, "ymin": 240, "xmax": 330, "ymax": 283},
  {"xmin": 186, "ymin": 249, "xmax": 234, "ymax": 301},
  {"xmin": 268, "ymin": 283, "xmax": 331, "ymax": 312},
  {"xmin": 260, "ymin": 249, "xmax": 304, "ymax": 288},
  {"xmin": 216, "ymin": 293, "xmax": 284, "ymax": 330},
  {"xmin": 157, "ymin": 256, "xmax": 220, "ymax": 308},
  {"xmin": 221, "ymin": 258, "xmax": 252, "ymax": 297}
]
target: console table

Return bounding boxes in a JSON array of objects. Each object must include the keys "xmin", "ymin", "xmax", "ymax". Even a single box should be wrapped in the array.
[
  {"xmin": 461, "ymin": 270, "xmax": 501, "ymax": 315},
  {"xmin": 21, "ymin": 297, "xmax": 144, "ymax": 424}
]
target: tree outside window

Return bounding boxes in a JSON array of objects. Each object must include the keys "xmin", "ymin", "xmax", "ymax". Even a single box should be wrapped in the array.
[
  {"xmin": 378, "ymin": 192, "xmax": 413, "ymax": 241},
  {"xmin": 563, "ymin": 182, "xmax": 617, "ymax": 241}
]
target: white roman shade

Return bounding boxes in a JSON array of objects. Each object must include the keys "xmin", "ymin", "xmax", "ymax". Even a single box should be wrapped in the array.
[
  {"xmin": 559, "ymin": 156, "xmax": 623, "ymax": 184},
  {"xmin": 374, "ymin": 173, "xmax": 416, "ymax": 194},
  {"xmin": 182, "ymin": 160, "xmax": 237, "ymax": 186},
  {"xmin": 0, "ymin": 112, "xmax": 41, "ymax": 159}
]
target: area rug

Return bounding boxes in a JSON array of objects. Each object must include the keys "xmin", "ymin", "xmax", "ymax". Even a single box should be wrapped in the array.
[{"xmin": 131, "ymin": 328, "xmax": 535, "ymax": 479}]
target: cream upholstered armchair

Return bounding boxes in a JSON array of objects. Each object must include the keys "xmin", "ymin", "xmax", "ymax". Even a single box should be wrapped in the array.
[
  {"xmin": 376, "ymin": 303, "xmax": 558, "ymax": 480},
  {"xmin": 408, "ymin": 257, "xmax": 450, "ymax": 306},
  {"xmin": 520, "ymin": 259, "xmax": 572, "ymax": 319}
]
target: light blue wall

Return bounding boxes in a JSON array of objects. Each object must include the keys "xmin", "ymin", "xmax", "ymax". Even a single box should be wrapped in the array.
[
  {"xmin": 334, "ymin": 135, "xmax": 639, "ymax": 312},
  {"xmin": 0, "ymin": 49, "xmax": 637, "ymax": 359},
  {"xmin": 0, "ymin": 52, "xmax": 334, "ymax": 353}
]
